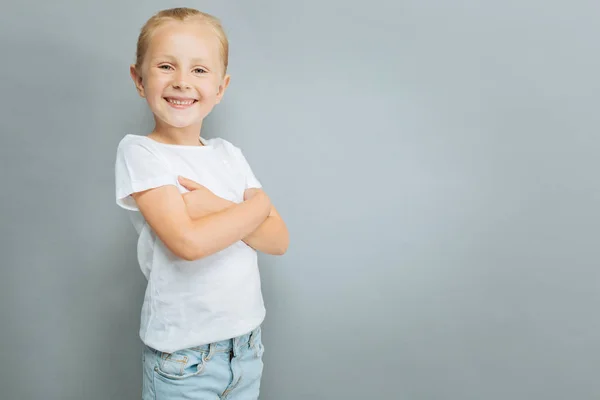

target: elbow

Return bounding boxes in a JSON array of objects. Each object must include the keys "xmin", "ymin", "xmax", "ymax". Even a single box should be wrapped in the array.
[
  {"xmin": 279, "ymin": 245, "xmax": 289, "ymax": 256},
  {"xmin": 178, "ymin": 238, "xmax": 206, "ymax": 261},
  {"xmin": 169, "ymin": 228, "xmax": 206, "ymax": 261},
  {"xmin": 275, "ymin": 235, "xmax": 290, "ymax": 256},
  {"xmin": 178, "ymin": 248, "xmax": 201, "ymax": 262},
  {"xmin": 177, "ymin": 246, "xmax": 206, "ymax": 262},
  {"xmin": 274, "ymin": 247, "xmax": 287, "ymax": 256}
]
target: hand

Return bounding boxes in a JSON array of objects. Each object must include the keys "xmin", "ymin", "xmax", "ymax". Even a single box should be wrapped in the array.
[
  {"xmin": 243, "ymin": 187, "xmax": 264, "ymax": 201},
  {"xmin": 178, "ymin": 176, "xmax": 233, "ymax": 219},
  {"xmin": 244, "ymin": 187, "xmax": 272, "ymax": 216}
]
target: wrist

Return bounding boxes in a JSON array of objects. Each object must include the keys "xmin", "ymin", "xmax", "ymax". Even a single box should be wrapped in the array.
[
  {"xmin": 248, "ymin": 191, "xmax": 271, "ymax": 215},
  {"xmin": 258, "ymin": 191, "xmax": 272, "ymax": 215},
  {"xmin": 218, "ymin": 197, "xmax": 236, "ymax": 211}
]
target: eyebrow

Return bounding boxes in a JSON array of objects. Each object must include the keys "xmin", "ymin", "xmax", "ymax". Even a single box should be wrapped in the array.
[{"xmin": 151, "ymin": 55, "xmax": 209, "ymax": 64}]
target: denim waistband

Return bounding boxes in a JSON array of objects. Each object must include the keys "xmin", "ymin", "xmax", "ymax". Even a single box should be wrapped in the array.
[
  {"xmin": 191, "ymin": 326, "xmax": 260, "ymax": 353},
  {"xmin": 149, "ymin": 326, "xmax": 261, "ymax": 356}
]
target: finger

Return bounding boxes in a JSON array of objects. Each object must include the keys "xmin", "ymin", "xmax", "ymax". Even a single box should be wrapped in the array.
[{"xmin": 178, "ymin": 176, "xmax": 201, "ymax": 190}]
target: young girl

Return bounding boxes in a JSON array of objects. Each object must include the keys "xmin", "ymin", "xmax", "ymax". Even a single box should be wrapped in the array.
[{"xmin": 114, "ymin": 8, "xmax": 289, "ymax": 399}]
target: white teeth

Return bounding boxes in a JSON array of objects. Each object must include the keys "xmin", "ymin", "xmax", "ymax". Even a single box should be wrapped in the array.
[{"xmin": 167, "ymin": 98, "xmax": 195, "ymax": 105}]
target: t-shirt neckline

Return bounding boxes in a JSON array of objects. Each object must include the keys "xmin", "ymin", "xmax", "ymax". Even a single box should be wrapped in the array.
[{"xmin": 131, "ymin": 134, "xmax": 213, "ymax": 149}]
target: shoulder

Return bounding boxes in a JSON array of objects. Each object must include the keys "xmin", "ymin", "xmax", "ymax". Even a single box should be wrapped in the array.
[
  {"xmin": 117, "ymin": 134, "xmax": 153, "ymax": 151},
  {"xmin": 208, "ymin": 137, "xmax": 243, "ymax": 156},
  {"xmin": 116, "ymin": 135, "xmax": 161, "ymax": 159},
  {"xmin": 115, "ymin": 135, "xmax": 166, "ymax": 168}
]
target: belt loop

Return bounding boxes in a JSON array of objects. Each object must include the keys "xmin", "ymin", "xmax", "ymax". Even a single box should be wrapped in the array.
[
  {"xmin": 232, "ymin": 336, "xmax": 240, "ymax": 357},
  {"xmin": 205, "ymin": 343, "xmax": 215, "ymax": 361}
]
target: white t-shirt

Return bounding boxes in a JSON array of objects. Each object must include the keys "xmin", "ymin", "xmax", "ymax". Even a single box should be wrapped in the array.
[{"xmin": 114, "ymin": 134, "xmax": 265, "ymax": 353}]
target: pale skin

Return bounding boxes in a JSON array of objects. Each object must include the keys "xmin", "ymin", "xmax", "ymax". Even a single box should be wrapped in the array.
[
  {"xmin": 127, "ymin": 18, "xmax": 289, "ymax": 260},
  {"xmin": 178, "ymin": 176, "xmax": 289, "ymax": 256}
]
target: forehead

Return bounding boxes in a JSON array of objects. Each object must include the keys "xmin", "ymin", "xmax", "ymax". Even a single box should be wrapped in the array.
[{"xmin": 147, "ymin": 20, "xmax": 221, "ymax": 62}]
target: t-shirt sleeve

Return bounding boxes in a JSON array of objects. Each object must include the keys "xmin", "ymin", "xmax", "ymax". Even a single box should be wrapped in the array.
[
  {"xmin": 114, "ymin": 139, "xmax": 178, "ymax": 211},
  {"xmin": 234, "ymin": 147, "xmax": 263, "ymax": 189}
]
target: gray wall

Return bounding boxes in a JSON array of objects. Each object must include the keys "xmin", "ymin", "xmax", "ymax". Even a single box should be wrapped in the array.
[{"xmin": 1, "ymin": 0, "xmax": 599, "ymax": 399}]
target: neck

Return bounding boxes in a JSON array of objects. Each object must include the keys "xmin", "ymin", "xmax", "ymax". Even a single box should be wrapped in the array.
[{"xmin": 149, "ymin": 119, "xmax": 204, "ymax": 146}]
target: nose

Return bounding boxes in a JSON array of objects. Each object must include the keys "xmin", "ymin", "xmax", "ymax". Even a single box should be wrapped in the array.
[
  {"xmin": 172, "ymin": 72, "xmax": 191, "ymax": 90},
  {"xmin": 172, "ymin": 80, "xmax": 191, "ymax": 90}
]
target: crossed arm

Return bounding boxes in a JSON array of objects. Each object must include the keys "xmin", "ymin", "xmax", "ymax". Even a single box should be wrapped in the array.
[
  {"xmin": 185, "ymin": 189, "xmax": 289, "ymax": 256},
  {"xmin": 241, "ymin": 209, "xmax": 288, "ymax": 255},
  {"xmin": 131, "ymin": 176, "xmax": 289, "ymax": 261}
]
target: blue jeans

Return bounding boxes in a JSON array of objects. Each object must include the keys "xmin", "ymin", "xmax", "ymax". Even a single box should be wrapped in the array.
[{"xmin": 142, "ymin": 326, "xmax": 264, "ymax": 399}]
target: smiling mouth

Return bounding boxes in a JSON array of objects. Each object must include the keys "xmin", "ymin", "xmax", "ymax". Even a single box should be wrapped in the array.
[{"xmin": 164, "ymin": 97, "xmax": 198, "ymax": 107}]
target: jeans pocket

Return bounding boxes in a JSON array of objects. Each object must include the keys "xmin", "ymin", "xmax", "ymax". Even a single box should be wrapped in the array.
[
  {"xmin": 255, "ymin": 341, "xmax": 265, "ymax": 359},
  {"xmin": 252, "ymin": 328, "xmax": 265, "ymax": 359},
  {"xmin": 154, "ymin": 349, "xmax": 206, "ymax": 380}
]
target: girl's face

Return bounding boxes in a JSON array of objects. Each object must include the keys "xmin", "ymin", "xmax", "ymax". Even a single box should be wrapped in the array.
[{"xmin": 131, "ymin": 20, "xmax": 229, "ymax": 131}]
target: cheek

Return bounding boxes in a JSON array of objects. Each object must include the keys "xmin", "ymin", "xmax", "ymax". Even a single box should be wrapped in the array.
[
  {"xmin": 144, "ymin": 75, "xmax": 167, "ymax": 96},
  {"xmin": 198, "ymin": 79, "xmax": 221, "ymax": 97}
]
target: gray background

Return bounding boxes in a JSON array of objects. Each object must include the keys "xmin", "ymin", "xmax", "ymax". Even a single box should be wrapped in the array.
[{"xmin": 1, "ymin": 0, "xmax": 599, "ymax": 399}]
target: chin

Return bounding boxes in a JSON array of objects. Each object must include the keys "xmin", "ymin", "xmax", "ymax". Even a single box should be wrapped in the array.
[
  {"xmin": 159, "ymin": 114, "xmax": 203, "ymax": 129},
  {"xmin": 167, "ymin": 120, "xmax": 195, "ymax": 128}
]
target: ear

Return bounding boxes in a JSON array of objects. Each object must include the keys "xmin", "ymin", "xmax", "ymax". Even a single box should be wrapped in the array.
[
  {"xmin": 130, "ymin": 65, "xmax": 145, "ymax": 98},
  {"xmin": 215, "ymin": 74, "xmax": 231, "ymax": 104}
]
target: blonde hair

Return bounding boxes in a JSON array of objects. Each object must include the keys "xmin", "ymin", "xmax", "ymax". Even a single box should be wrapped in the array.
[{"xmin": 134, "ymin": 8, "xmax": 229, "ymax": 75}]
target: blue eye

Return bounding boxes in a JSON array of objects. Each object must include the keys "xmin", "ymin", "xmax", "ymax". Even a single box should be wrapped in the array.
[{"xmin": 159, "ymin": 65, "xmax": 173, "ymax": 70}]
